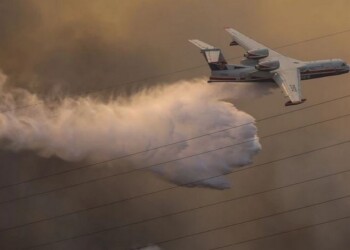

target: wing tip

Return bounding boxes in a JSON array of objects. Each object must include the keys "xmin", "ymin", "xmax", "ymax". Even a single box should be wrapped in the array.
[
  {"xmin": 225, "ymin": 27, "xmax": 238, "ymax": 35},
  {"xmin": 188, "ymin": 39, "xmax": 198, "ymax": 45}
]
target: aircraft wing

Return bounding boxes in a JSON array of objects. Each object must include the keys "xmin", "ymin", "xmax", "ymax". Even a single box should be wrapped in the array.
[
  {"xmin": 273, "ymin": 69, "xmax": 305, "ymax": 106},
  {"xmin": 225, "ymin": 27, "xmax": 282, "ymax": 58},
  {"xmin": 225, "ymin": 27, "xmax": 305, "ymax": 105},
  {"xmin": 225, "ymin": 27, "xmax": 305, "ymax": 63}
]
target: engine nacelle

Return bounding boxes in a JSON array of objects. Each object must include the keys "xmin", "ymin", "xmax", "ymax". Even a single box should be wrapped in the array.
[
  {"xmin": 255, "ymin": 60, "xmax": 280, "ymax": 71},
  {"xmin": 244, "ymin": 48, "xmax": 269, "ymax": 59}
]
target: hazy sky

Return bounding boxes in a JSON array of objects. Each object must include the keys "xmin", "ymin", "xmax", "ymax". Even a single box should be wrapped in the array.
[{"xmin": 0, "ymin": 0, "xmax": 350, "ymax": 249}]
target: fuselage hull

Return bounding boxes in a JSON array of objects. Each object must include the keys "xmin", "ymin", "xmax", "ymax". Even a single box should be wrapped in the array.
[{"xmin": 208, "ymin": 59, "xmax": 350, "ymax": 83}]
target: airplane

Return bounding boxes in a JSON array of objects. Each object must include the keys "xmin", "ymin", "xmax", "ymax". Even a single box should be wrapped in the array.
[{"xmin": 189, "ymin": 28, "xmax": 350, "ymax": 106}]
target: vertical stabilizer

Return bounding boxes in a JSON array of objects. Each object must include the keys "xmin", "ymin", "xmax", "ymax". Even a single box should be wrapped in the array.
[{"xmin": 189, "ymin": 40, "xmax": 228, "ymax": 71}]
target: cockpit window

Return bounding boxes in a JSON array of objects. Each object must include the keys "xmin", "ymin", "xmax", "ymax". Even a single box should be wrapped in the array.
[{"xmin": 342, "ymin": 63, "xmax": 347, "ymax": 66}]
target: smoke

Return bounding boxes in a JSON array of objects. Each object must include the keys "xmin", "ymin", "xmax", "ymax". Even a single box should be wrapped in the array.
[{"xmin": 0, "ymin": 72, "xmax": 261, "ymax": 189}]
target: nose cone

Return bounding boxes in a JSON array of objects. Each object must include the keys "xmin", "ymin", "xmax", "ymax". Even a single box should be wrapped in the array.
[{"xmin": 346, "ymin": 64, "xmax": 350, "ymax": 72}]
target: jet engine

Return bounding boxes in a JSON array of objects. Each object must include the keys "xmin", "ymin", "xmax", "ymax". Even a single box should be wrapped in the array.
[
  {"xmin": 255, "ymin": 60, "xmax": 280, "ymax": 71},
  {"xmin": 244, "ymin": 48, "xmax": 269, "ymax": 59}
]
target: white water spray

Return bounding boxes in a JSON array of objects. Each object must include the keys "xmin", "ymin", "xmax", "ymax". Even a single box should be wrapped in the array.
[{"xmin": 0, "ymin": 72, "xmax": 262, "ymax": 189}]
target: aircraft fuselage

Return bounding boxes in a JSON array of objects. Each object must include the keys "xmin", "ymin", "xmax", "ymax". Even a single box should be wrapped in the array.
[{"xmin": 208, "ymin": 59, "xmax": 350, "ymax": 83}]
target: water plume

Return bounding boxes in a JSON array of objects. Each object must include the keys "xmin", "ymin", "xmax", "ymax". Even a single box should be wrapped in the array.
[{"xmin": 0, "ymin": 72, "xmax": 262, "ymax": 189}]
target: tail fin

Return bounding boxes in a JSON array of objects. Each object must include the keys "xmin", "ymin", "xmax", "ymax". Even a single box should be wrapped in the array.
[{"xmin": 189, "ymin": 39, "xmax": 228, "ymax": 71}]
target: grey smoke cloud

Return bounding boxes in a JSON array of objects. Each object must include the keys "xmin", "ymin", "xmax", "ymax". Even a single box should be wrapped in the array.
[{"xmin": 0, "ymin": 72, "xmax": 261, "ymax": 189}]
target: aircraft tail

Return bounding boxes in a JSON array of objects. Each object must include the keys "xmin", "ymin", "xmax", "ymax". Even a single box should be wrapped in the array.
[{"xmin": 189, "ymin": 40, "xmax": 228, "ymax": 71}]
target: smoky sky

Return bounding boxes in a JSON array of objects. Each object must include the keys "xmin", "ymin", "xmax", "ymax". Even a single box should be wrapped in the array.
[
  {"xmin": 0, "ymin": 0, "xmax": 349, "ymax": 97},
  {"xmin": 1, "ymin": 0, "xmax": 350, "ymax": 249},
  {"xmin": 0, "ymin": 1, "xmax": 162, "ymax": 96},
  {"xmin": 0, "ymin": 0, "xmax": 232, "ymax": 96}
]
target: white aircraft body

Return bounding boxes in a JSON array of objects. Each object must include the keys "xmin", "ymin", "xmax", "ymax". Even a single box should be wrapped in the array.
[{"xmin": 189, "ymin": 28, "xmax": 349, "ymax": 106}]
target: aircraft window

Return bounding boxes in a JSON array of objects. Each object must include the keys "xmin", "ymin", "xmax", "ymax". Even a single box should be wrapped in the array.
[{"xmin": 342, "ymin": 63, "xmax": 346, "ymax": 66}]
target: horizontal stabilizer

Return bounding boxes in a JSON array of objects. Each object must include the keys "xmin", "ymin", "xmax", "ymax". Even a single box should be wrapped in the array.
[{"xmin": 189, "ymin": 39, "xmax": 215, "ymax": 50}]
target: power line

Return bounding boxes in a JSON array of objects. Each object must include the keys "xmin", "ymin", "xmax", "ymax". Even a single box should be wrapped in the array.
[
  {"xmin": 3, "ymin": 138, "xmax": 349, "ymax": 235},
  {"xmin": 22, "ymin": 169, "xmax": 350, "ymax": 249},
  {"xmin": 211, "ymin": 215, "xmax": 350, "ymax": 250},
  {"xmin": 2, "ymin": 28, "xmax": 350, "ymax": 249},
  {"xmin": 265, "ymin": 27, "xmax": 350, "ymax": 51},
  {"xmin": 1, "ymin": 111, "xmax": 350, "ymax": 205},
  {"xmin": 1, "ymin": 27, "xmax": 350, "ymax": 115},
  {"xmin": 83, "ymin": 28, "xmax": 350, "ymax": 95},
  {"xmin": 1, "ymin": 27, "xmax": 350, "ymax": 190},
  {"xmin": 156, "ymin": 194, "xmax": 350, "ymax": 247},
  {"xmin": 0, "ymin": 27, "xmax": 349, "ymax": 191},
  {"xmin": 1, "ymin": 91, "xmax": 349, "ymax": 191}
]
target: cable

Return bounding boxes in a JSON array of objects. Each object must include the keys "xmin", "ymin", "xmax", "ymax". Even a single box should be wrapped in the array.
[
  {"xmin": 211, "ymin": 215, "xmax": 350, "ymax": 250},
  {"xmin": 2, "ymin": 28, "xmax": 350, "ymax": 249},
  {"xmin": 2, "ymin": 139, "xmax": 349, "ymax": 234},
  {"xmin": 1, "ymin": 91, "xmax": 349, "ymax": 191},
  {"xmin": 157, "ymin": 195, "xmax": 350, "ymax": 247},
  {"xmin": 22, "ymin": 170, "xmax": 350, "ymax": 249},
  {"xmin": 1, "ymin": 110, "xmax": 350, "ymax": 206},
  {"xmin": 1, "ymin": 27, "xmax": 350, "ymax": 115},
  {"xmin": 0, "ymin": 27, "xmax": 349, "ymax": 190},
  {"xmin": 3, "ymin": 139, "xmax": 349, "ymax": 233}
]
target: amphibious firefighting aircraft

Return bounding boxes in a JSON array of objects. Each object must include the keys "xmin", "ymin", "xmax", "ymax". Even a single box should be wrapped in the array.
[{"xmin": 189, "ymin": 28, "xmax": 349, "ymax": 106}]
